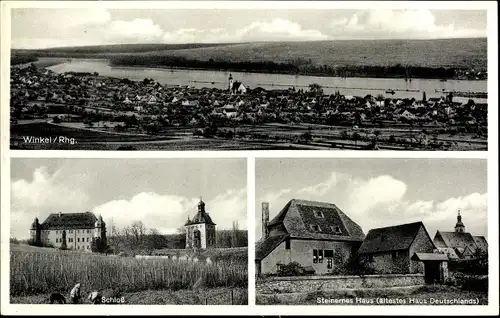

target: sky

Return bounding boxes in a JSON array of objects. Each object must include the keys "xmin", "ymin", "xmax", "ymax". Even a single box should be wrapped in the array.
[
  {"xmin": 11, "ymin": 8, "xmax": 487, "ymax": 49},
  {"xmin": 10, "ymin": 158, "xmax": 247, "ymax": 239},
  {"xmin": 256, "ymin": 159, "xmax": 488, "ymax": 241}
]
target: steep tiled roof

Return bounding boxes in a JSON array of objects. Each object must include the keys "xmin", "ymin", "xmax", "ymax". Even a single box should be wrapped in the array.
[
  {"xmin": 267, "ymin": 199, "xmax": 365, "ymax": 242},
  {"xmin": 358, "ymin": 222, "xmax": 427, "ymax": 254},
  {"xmin": 255, "ymin": 234, "xmax": 289, "ymax": 261},
  {"xmin": 41, "ymin": 212, "xmax": 98, "ymax": 230},
  {"xmin": 434, "ymin": 231, "xmax": 477, "ymax": 250},
  {"xmin": 472, "ymin": 235, "xmax": 488, "ymax": 251}
]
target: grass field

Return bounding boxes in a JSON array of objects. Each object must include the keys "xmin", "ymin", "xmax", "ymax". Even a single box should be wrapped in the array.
[
  {"xmin": 14, "ymin": 38, "xmax": 487, "ymax": 69},
  {"xmin": 10, "ymin": 244, "xmax": 247, "ymax": 304},
  {"xmin": 256, "ymin": 285, "xmax": 488, "ymax": 305}
]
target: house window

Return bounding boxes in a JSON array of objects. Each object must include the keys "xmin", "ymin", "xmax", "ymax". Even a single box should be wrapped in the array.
[
  {"xmin": 318, "ymin": 250, "xmax": 324, "ymax": 263},
  {"xmin": 77, "ymin": 238, "xmax": 80, "ymax": 242},
  {"xmin": 87, "ymin": 237, "xmax": 90, "ymax": 242},
  {"xmin": 392, "ymin": 251, "xmax": 398, "ymax": 259},
  {"xmin": 327, "ymin": 258, "xmax": 333, "ymax": 269},
  {"xmin": 368, "ymin": 255, "xmax": 374, "ymax": 262},
  {"xmin": 313, "ymin": 249, "xmax": 318, "ymax": 263},
  {"xmin": 56, "ymin": 238, "xmax": 58, "ymax": 243},
  {"xmin": 285, "ymin": 238, "xmax": 290, "ymax": 250},
  {"xmin": 314, "ymin": 210, "xmax": 324, "ymax": 218},
  {"xmin": 276, "ymin": 263, "xmax": 282, "ymax": 272}
]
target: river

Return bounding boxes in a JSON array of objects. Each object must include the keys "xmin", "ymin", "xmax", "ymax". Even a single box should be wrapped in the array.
[{"xmin": 46, "ymin": 58, "xmax": 487, "ymax": 103}]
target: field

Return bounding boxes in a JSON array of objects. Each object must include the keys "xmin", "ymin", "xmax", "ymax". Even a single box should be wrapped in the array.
[
  {"xmin": 10, "ymin": 244, "xmax": 248, "ymax": 305},
  {"xmin": 10, "ymin": 121, "xmax": 487, "ymax": 151},
  {"xmin": 14, "ymin": 38, "xmax": 487, "ymax": 69},
  {"xmin": 256, "ymin": 285, "xmax": 488, "ymax": 305}
]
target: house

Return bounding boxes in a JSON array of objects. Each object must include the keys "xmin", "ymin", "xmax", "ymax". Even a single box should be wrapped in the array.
[
  {"xmin": 433, "ymin": 210, "xmax": 488, "ymax": 259},
  {"xmin": 30, "ymin": 212, "xmax": 106, "ymax": 252},
  {"xmin": 232, "ymin": 82, "xmax": 247, "ymax": 94},
  {"xmin": 184, "ymin": 199, "xmax": 216, "ymax": 249},
  {"xmin": 357, "ymin": 221, "xmax": 436, "ymax": 274},
  {"xmin": 255, "ymin": 199, "xmax": 365, "ymax": 275}
]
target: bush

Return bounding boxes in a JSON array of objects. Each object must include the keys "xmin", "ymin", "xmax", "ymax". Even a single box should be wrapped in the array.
[
  {"xmin": 277, "ymin": 262, "xmax": 312, "ymax": 277},
  {"xmin": 330, "ymin": 253, "xmax": 377, "ymax": 276}
]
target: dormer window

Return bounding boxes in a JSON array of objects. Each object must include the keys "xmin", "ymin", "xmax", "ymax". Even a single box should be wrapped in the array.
[
  {"xmin": 314, "ymin": 210, "xmax": 324, "ymax": 218},
  {"xmin": 331, "ymin": 226, "xmax": 342, "ymax": 234},
  {"xmin": 311, "ymin": 224, "xmax": 322, "ymax": 232}
]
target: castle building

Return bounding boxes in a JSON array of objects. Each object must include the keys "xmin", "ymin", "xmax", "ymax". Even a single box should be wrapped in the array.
[
  {"xmin": 30, "ymin": 212, "xmax": 106, "ymax": 252},
  {"xmin": 184, "ymin": 199, "xmax": 216, "ymax": 249},
  {"xmin": 433, "ymin": 209, "xmax": 488, "ymax": 259}
]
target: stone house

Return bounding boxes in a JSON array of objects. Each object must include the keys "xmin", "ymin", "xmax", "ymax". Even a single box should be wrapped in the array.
[
  {"xmin": 357, "ymin": 221, "xmax": 435, "ymax": 274},
  {"xmin": 30, "ymin": 212, "xmax": 106, "ymax": 252},
  {"xmin": 255, "ymin": 199, "xmax": 365, "ymax": 275}
]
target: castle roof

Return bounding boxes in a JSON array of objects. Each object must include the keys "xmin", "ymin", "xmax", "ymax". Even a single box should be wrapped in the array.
[
  {"xmin": 358, "ymin": 222, "xmax": 433, "ymax": 254},
  {"xmin": 186, "ymin": 200, "xmax": 216, "ymax": 226},
  {"xmin": 266, "ymin": 199, "xmax": 365, "ymax": 242},
  {"xmin": 40, "ymin": 212, "xmax": 99, "ymax": 230}
]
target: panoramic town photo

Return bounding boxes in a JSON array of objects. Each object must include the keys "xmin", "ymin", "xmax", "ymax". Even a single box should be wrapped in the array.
[
  {"xmin": 10, "ymin": 158, "xmax": 248, "ymax": 305},
  {"xmin": 10, "ymin": 7, "xmax": 487, "ymax": 150},
  {"xmin": 255, "ymin": 158, "xmax": 488, "ymax": 305}
]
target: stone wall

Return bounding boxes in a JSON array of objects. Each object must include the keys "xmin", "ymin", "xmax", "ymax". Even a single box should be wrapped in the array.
[{"xmin": 256, "ymin": 274, "xmax": 425, "ymax": 294}]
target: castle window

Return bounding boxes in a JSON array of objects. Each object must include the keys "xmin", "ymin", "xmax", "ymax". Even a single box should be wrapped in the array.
[
  {"xmin": 327, "ymin": 258, "xmax": 333, "ymax": 269},
  {"xmin": 313, "ymin": 249, "xmax": 318, "ymax": 263}
]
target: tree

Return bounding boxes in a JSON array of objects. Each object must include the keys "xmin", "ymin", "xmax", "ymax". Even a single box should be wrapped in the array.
[
  {"xmin": 309, "ymin": 83, "xmax": 323, "ymax": 96},
  {"xmin": 352, "ymin": 132, "xmax": 361, "ymax": 146}
]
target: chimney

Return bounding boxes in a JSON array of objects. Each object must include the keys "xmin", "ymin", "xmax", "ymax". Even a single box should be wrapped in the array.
[{"xmin": 262, "ymin": 202, "xmax": 270, "ymax": 239}]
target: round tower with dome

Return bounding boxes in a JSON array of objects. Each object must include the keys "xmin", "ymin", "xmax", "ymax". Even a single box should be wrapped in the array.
[
  {"xmin": 30, "ymin": 217, "xmax": 41, "ymax": 245},
  {"xmin": 184, "ymin": 198, "xmax": 217, "ymax": 249}
]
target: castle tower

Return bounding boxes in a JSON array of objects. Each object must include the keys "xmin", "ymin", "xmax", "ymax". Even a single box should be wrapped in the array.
[
  {"xmin": 228, "ymin": 74, "xmax": 234, "ymax": 92},
  {"xmin": 94, "ymin": 215, "xmax": 107, "ymax": 242},
  {"xmin": 185, "ymin": 198, "xmax": 217, "ymax": 249},
  {"xmin": 30, "ymin": 217, "xmax": 41, "ymax": 244},
  {"xmin": 454, "ymin": 209, "xmax": 465, "ymax": 233}
]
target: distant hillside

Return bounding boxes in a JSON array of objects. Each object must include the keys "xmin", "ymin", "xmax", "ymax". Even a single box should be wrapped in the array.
[
  {"xmin": 12, "ymin": 43, "xmax": 239, "ymax": 55},
  {"xmin": 13, "ymin": 38, "xmax": 487, "ymax": 69},
  {"xmin": 137, "ymin": 38, "xmax": 487, "ymax": 69}
]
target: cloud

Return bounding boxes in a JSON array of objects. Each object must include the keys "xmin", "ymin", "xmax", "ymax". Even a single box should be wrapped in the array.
[
  {"xmin": 162, "ymin": 18, "xmax": 328, "ymax": 44},
  {"xmin": 11, "ymin": 165, "xmax": 246, "ymax": 239},
  {"xmin": 108, "ymin": 18, "xmax": 164, "ymax": 41},
  {"xmin": 298, "ymin": 172, "xmax": 349, "ymax": 196},
  {"xmin": 258, "ymin": 171, "xmax": 488, "ymax": 240},
  {"xmin": 331, "ymin": 10, "xmax": 486, "ymax": 39},
  {"xmin": 239, "ymin": 18, "xmax": 329, "ymax": 42},
  {"xmin": 93, "ymin": 188, "xmax": 247, "ymax": 234},
  {"xmin": 11, "ymin": 166, "xmax": 91, "ymax": 238}
]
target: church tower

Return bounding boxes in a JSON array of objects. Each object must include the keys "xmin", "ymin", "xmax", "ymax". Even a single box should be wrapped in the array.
[
  {"xmin": 454, "ymin": 209, "xmax": 465, "ymax": 233},
  {"xmin": 228, "ymin": 74, "xmax": 234, "ymax": 92},
  {"xmin": 185, "ymin": 198, "xmax": 217, "ymax": 249}
]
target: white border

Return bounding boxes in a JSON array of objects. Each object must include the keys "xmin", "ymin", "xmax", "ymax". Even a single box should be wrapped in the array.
[{"xmin": 1, "ymin": 1, "xmax": 499, "ymax": 316}]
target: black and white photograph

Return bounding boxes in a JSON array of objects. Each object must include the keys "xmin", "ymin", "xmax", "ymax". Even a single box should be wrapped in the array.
[
  {"xmin": 255, "ymin": 158, "xmax": 489, "ymax": 305},
  {"xmin": 9, "ymin": 158, "xmax": 248, "ymax": 305},
  {"xmin": 9, "ymin": 7, "xmax": 488, "ymax": 150}
]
